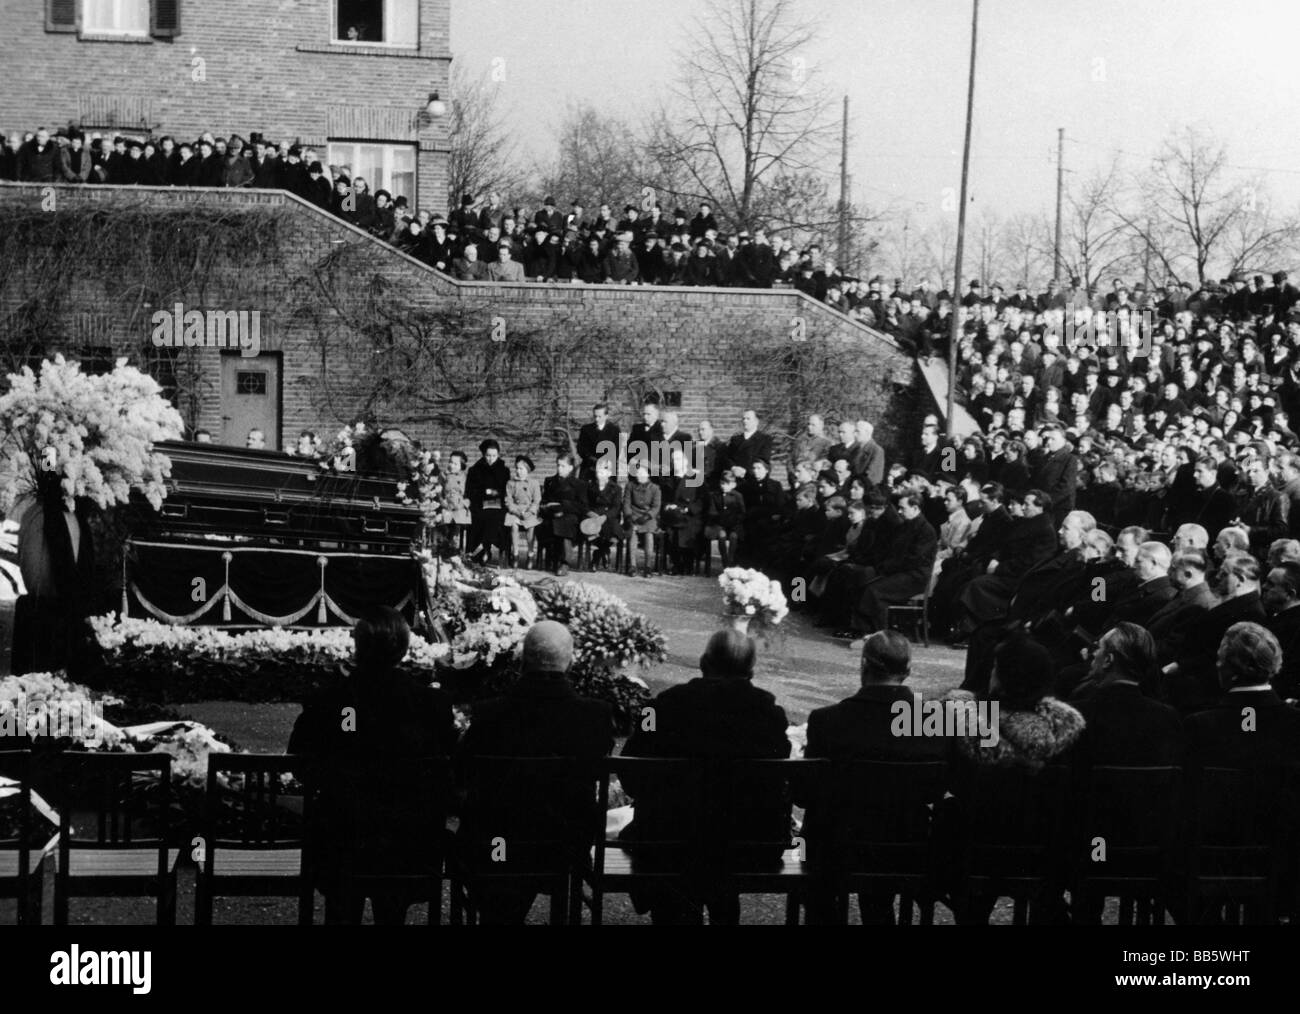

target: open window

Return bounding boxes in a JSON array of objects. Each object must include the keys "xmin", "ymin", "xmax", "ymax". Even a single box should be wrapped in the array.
[
  {"xmin": 326, "ymin": 141, "xmax": 416, "ymax": 205},
  {"xmin": 47, "ymin": 0, "xmax": 181, "ymax": 38},
  {"xmin": 334, "ymin": 0, "xmax": 417, "ymax": 47}
]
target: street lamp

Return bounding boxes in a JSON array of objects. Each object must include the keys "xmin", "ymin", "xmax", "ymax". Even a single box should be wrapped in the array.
[{"xmin": 425, "ymin": 91, "xmax": 446, "ymax": 118}]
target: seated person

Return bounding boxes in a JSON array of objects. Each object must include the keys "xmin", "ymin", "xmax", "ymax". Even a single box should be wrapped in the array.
[
  {"xmin": 289, "ymin": 606, "xmax": 456, "ymax": 925},
  {"xmin": 619, "ymin": 629, "xmax": 791, "ymax": 924},
  {"xmin": 455, "ymin": 621, "xmax": 615, "ymax": 923}
]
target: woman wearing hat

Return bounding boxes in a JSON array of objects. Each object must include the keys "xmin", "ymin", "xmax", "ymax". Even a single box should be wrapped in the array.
[
  {"xmin": 623, "ymin": 461, "xmax": 662, "ymax": 577},
  {"xmin": 465, "ymin": 440, "xmax": 511, "ymax": 564},
  {"xmin": 539, "ymin": 453, "xmax": 589, "ymax": 576},
  {"xmin": 504, "ymin": 455, "xmax": 541, "ymax": 569}
]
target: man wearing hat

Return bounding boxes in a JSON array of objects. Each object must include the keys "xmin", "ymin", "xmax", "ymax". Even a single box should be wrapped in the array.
[
  {"xmin": 637, "ymin": 202, "xmax": 670, "ymax": 239},
  {"xmin": 737, "ymin": 227, "xmax": 776, "ymax": 288},
  {"xmin": 222, "ymin": 135, "xmax": 253, "ymax": 188},
  {"xmin": 636, "ymin": 230, "xmax": 665, "ymax": 285},
  {"xmin": 523, "ymin": 223, "xmax": 556, "ymax": 281},
  {"xmin": 602, "ymin": 231, "xmax": 640, "ymax": 285},
  {"xmin": 449, "ymin": 193, "xmax": 479, "ymax": 238},
  {"xmin": 456, "ymin": 620, "xmax": 614, "ymax": 923},
  {"xmin": 302, "ymin": 160, "xmax": 331, "ymax": 208},
  {"xmin": 960, "ymin": 278, "xmax": 983, "ymax": 308},
  {"xmin": 689, "ymin": 202, "xmax": 719, "ymax": 241},
  {"xmin": 276, "ymin": 144, "xmax": 305, "ymax": 196},
  {"xmin": 532, "ymin": 195, "xmax": 565, "ymax": 237}
]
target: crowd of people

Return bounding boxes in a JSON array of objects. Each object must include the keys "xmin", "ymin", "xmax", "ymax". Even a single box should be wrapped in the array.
[{"xmin": 2, "ymin": 124, "xmax": 870, "ymax": 294}]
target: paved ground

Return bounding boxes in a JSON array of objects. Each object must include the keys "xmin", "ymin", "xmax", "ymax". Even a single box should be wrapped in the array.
[{"xmin": 3, "ymin": 570, "xmax": 1002, "ymax": 926}]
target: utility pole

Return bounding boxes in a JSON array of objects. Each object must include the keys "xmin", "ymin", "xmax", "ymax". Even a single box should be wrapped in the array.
[
  {"xmin": 839, "ymin": 95, "xmax": 849, "ymax": 273},
  {"xmin": 1054, "ymin": 127, "xmax": 1064, "ymax": 283},
  {"xmin": 947, "ymin": 0, "xmax": 979, "ymax": 438}
]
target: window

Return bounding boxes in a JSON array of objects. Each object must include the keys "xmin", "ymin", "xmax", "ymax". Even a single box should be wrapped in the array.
[
  {"xmin": 326, "ymin": 141, "xmax": 416, "ymax": 204},
  {"xmin": 236, "ymin": 371, "xmax": 268, "ymax": 396},
  {"xmin": 334, "ymin": 0, "xmax": 417, "ymax": 47},
  {"xmin": 82, "ymin": 0, "xmax": 150, "ymax": 35},
  {"xmin": 78, "ymin": 346, "xmax": 114, "ymax": 376},
  {"xmin": 662, "ymin": 391, "xmax": 683, "ymax": 408}
]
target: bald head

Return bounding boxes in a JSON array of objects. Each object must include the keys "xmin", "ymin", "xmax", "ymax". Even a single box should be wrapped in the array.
[
  {"xmin": 522, "ymin": 620, "xmax": 574, "ymax": 675},
  {"xmin": 700, "ymin": 628, "xmax": 756, "ymax": 679},
  {"xmin": 1173, "ymin": 523, "xmax": 1209, "ymax": 552}
]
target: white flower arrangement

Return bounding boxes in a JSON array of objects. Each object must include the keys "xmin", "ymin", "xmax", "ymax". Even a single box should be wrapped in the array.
[
  {"xmin": 0, "ymin": 355, "xmax": 184, "ymax": 513},
  {"xmin": 718, "ymin": 567, "xmax": 789, "ymax": 627},
  {"xmin": 88, "ymin": 613, "xmax": 451, "ymax": 669},
  {"xmin": 0, "ymin": 671, "xmax": 124, "ymax": 749}
]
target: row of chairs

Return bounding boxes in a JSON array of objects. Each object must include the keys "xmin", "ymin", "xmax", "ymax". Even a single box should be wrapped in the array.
[
  {"xmin": 1, "ymin": 750, "xmax": 1292, "ymax": 925},
  {"xmin": 450, "ymin": 525, "xmax": 726, "ymax": 576}
]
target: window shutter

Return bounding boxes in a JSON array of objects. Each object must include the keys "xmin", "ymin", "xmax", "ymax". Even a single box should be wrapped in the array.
[
  {"xmin": 46, "ymin": 0, "xmax": 76, "ymax": 33},
  {"xmin": 151, "ymin": 0, "xmax": 180, "ymax": 38}
]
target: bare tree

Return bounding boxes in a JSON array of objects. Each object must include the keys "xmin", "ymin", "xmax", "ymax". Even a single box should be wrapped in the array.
[
  {"xmin": 920, "ymin": 218, "xmax": 957, "ymax": 291},
  {"xmin": 444, "ymin": 64, "xmax": 526, "ymax": 215},
  {"xmin": 1000, "ymin": 212, "xmax": 1051, "ymax": 289},
  {"xmin": 644, "ymin": 0, "xmax": 843, "ymax": 235},
  {"xmin": 1113, "ymin": 126, "xmax": 1295, "ymax": 285},
  {"xmin": 1064, "ymin": 159, "xmax": 1135, "ymax": 289},
  {"xmin": 532, "ymin": 104, "xmax": 656, "ymax": 213}
]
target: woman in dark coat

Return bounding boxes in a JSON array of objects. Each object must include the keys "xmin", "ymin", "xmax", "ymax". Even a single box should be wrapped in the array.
[
  {"xmin": 623, "ymin": 462, "xmax": 663, "ymax": 577},
  {"xmin": 683, "ymin": 243, "xmax": 718, "ymax": 287},
  {"xmin": 738, "ymin": 458, "xmax": 788, "ymax": 566},
  {"xmin": 660, "ymin": 449, "xmax": 707, "ymax": 574},
  {"xmin": 539, "ymin": 453, "xmax": 589, "ymax": 575},
  {"xmin": 465, "ymin": 439, "xmax": 511, "ymax": 563}
]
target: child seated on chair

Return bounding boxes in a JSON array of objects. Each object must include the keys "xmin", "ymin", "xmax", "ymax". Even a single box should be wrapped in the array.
[
  {"xmin": 504, "ymin": 455, "xmax": 541, "ymax": 568},
  {"xmin": 586, "ymin": 460, "xmax": 623, "ymax": 569},
  {"xmin": 704, "ymin": 471, "xmax": 745, "ymax": 568},
  {"xmin": 622, "ymin": 461, "xmax": 661, "ymax": 577}
]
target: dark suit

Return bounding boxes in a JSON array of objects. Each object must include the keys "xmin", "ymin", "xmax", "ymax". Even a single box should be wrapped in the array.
[
  {"xmin": 1108, "ymin": 574, "xmax": 1177, "ymax": 629},
  {"xmin": 1033, "ymin": 446, "xmax": 1079, "ymax": 523},
  {"xmin": 289, "ymin": 668, "xmax": 455, "ymax": 922},
  {"xmin": 1266, "ymin": 604, "xmax": 1300, "ymax": 701},
  {"xmin": 1164, "ymin": 591, "xmax": 1266, "ymax": 713},
  {"xmin": 576, "ymin": 421, "xmax": 621, "ymax": 482},
  {"xmin": 620, "ymin": 676, "xmax": 790, "ymax": 922},
  {"xmin": 1072, "ymin": 681, "xmax": 1185, "ymax": 767},
  {"xmin": 1239, "ymin": 484, "xmax": 1289, "ymax": 559},
  {"xmin": 724, "ymin": 430, "xmax": 775, "ymax": 477},
  {"xmin": 1147, "ymin": 582, "xmax": 1216, "ymax": 665},
  {"xmin": 850, "ymin": 514, "xmax": 938, "ymax": 634},
  {"xmin": 960, "ymin": 513, "xmax": 1057, "ymax": 625},
  {"xmin": 1185, "ymin": 688, "xmax": 1300, "ymax": 770},
  {"xmin": 456, "ymin": 672, "xmax": 615, "ymax": 923},
  {"xmin": 1192, "ymin": 484, "xmax": 1237, "ymax": 540}
]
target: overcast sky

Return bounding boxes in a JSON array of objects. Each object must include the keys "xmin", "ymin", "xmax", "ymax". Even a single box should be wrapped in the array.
[{"xmin": 452, "ymin": 0, "xmax": 1300, "ymax": 223}]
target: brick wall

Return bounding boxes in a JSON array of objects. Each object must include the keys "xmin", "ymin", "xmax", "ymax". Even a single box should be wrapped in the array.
[
  {"xmin": 0, "ymin": 182, "xmax": 921, "ymax": 475},
  {"xmin": 0, "ymin": 0, "xmax": 450, "ymax": 209}
]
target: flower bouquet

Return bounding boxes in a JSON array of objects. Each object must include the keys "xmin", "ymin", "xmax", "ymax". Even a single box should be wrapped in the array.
[{"xmin": 718, "ymin": 567, "xmax": 789, "ymax": 639}]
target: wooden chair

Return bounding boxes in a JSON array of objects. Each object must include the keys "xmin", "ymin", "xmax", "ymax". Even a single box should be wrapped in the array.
[
  {"xmin": 573, "ymin": 757, "xmax": 827, "ymax": 925},
  {"xmin": 887, "ymin": 586, "xmax": 931, "ymax": 647},
  {"xmin": 810, "ymin": 758, "xmax": 947, "ymax": 925},
  {"xmin": 1185, "ymin": 765, "xmax": 1284, "ymax": 925},
  {"xmin": 950, "ymin": 762, "xmax": 1070, "ymax": 925},
  {"xmin": 54, "ymin": 753, "xmax": 180, "ymax": 926},
  {"xmin": 196, "ymin": 754, "xmax": 313, "ymax": 925},
  {"xmin": 1071, "ymin": 765, "xmax": 1182, "ymax": 925},
  {"xmin": 449, "ymin": 756, "xmax": 601, "ymax": 925},
  {"xmin": 0, "ymin": 750, "xmax": 54, "ymax": 926}
]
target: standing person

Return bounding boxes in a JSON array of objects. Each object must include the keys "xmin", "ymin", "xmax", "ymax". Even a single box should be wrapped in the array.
[
  {"xmin": 793, "ymin": 414, "xmax": 833, "ymax": 470},
  {"xmin": 1033, "ymin": 425, "xmax": 1079, "ymax": 525},
  {"xmin": 222, "ymin": 135, "xmax": 253, "ymax": 188},
  {"xmin": 439, "ymin": 450, "xmax": 473, "ymax": 550},
  {"xmin": 854, "ymin": 420, "xmax": 887, "ymax": 487},
  {"xmin": 288, "ymin": 606, "xmax": 455, "ymax": 925},
  {"xmin": 504, "ymin": 455, "xmax": 542, "ymax": 569},
  {"xmin": 17, "ymin": 127, "xmax": 58, "ymax": 182},
  {"xmin": 724, "ymin": 409, "xmax": 775, "ymax": 481},
  {"xmin": 465, "ymin": 439, "xmax": 511, "ymax": 564},
  {"xmin": 628, "ymin": 402, "xmax": 665, "ymax": 477},
  {"xmin": 539, "ymin": 453, "xmax": 589, "ymax": 576},
  {"xmin": 577, "ymin": 402, "xmax": 621, "ymax": 483}
]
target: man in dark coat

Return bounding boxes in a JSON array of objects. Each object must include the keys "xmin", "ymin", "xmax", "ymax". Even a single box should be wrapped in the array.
[
  {"xmin": 1162, "ymin": 552, "xmax": 1265, "ymax": 713},
  {"xmin": 576, "ymin": 402, "xmax": 621, "ymax": 483},
  {"xmin": 1146, "ymin": 549, "xmax": 1217, "ymax": 666},
  {"xmin": 1263, "ymin": 561, "xmax": 1300, "ymax": 701},
  {"xmin": 171, "ymin": 142, "xmax": 200, "ymax": 186},
  {"xmin": 909, "ymin": 425, "xmax": 947, "ymax": 482},
  {"xmin": 1032, "ymin": 426, "xmax": 1078, "ymax": 525},
  {"xmin": 957, "ymin": 491, "xmax": 1058, "ymax": 631},
  {"xmin": 249, "ymin": 138, "xmax": 280, "ymax": 189},
  {"xmin": 17, "ymin": 127, "xmax": 58, "ymax": 182},
  {"xmin": 723, "ymin": 409, "xmax": 775, "ymax": 480},
  {"xmin": 1236, "ymin": 456, "xmax": 1289, "ymax": 560},
  {"xmin": 539, "ymin": 454, "xmax": 589, "ymax": 575},
  {"xmin": 1191, "ymin": 456, "xmax": 1237, "ymax": 540},
  {"xmin": 302, "ymin": 160, "xmax": 332, "ymax": 209},
  {"xmin": 288, "ymin": 606, "xmax": 455, "ymax": 924},
  {"xmin": 457, "ymin": 621, "xmax": 614, "ymax": 923},
  {"xmin": 801, "ymin": 631, "xmax": 946, "ymax": 924},
  {"xmin": 277, "ymin": 145, "xmax": 307, "ymax": 196},
  {"xmin": 846, "ymin": 494, "xmax": 938, "ymax": 636},
  {"xmin": 627, "ymin": 402, "xmax": 665, "ymax": 476},
  {"xmin": 688, "ymin": 203, "xmax": 719, "ymax": 240},
  {"xmin": 602, "ymin": 232, "xmax": 640, "ymax": 284},
  {"xmin": 620, "ymin": 629, "xmax": 790, "ymax": 924},
  {"xmin": 196, "ymin": 139, "xmax": 225, "ymax": 187}
]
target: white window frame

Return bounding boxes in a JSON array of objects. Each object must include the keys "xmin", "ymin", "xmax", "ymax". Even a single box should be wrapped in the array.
[
  {"xmin": 331, "ymin": 0, "xmax": 419, "ymax": 49},
  {"xmin": 326, "ymin": 141, "xmax": 417, "ymax": 204},
  {"xmin": 81, "ymin": 0, "xmax": 150, "ymax": 36}
]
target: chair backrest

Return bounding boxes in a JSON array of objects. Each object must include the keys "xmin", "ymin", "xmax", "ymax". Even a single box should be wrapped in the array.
[
  {"xmin": 309, "ymin": 753, "xmax": 452, "ymax": 860},
  {"xmin": 829, "ymin": 758, "xmax": 947, "ymax": 853},
  {"xmin": 962, "ymin": 761, "xmax": 1070, "ymax": 854},
  {"xmin": 57, "ymin": 752, "xmax": 171, "ymax": 847},
  {"xmin": 1188, "ymin": 765, "xmax": 1280, "ymax": 850},
  {"xmin": 459, "ymin": 755, "xmax": 603, "ymax": 866},
  {"xmin": 205, "ymin": 753, "xmax": 311, "ymax": 847},
  {"xmin": 1081, "ymin": 764, "xmax": 1182, "ymax": 859},
  {"xmin": 0, "ymin": 750, "xmax": 34, "ymax": 869}
]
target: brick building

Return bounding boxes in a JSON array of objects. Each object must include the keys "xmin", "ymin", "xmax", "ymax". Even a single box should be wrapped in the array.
[{"xmin": 0, "ymin": 0, "xmax": 451, "ymax": 209}]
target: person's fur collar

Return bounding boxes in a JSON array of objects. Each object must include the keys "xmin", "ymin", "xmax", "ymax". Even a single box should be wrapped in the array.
[{"xmin": 945, "ymin": 689, "xmax": 1084, "ymax": 771}]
